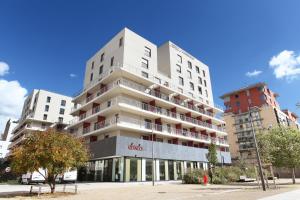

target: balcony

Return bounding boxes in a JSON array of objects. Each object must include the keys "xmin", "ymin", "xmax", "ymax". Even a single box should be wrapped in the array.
[
  {"xmin": 74, "ymin": 115, "xmax": 228, "ymax": 146},
  {"xmin": 73, "ymin": 65, "xmax": 224, "ymax": 113}
]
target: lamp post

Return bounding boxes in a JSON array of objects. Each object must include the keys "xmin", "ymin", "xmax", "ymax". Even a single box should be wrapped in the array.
[
  {"xmin": 249, "ymin": 107, "xmax": 266, "ymax": 191},
  {"xmin": 151, "ymin": 123, "xmax": 155, "ymax": 186}
]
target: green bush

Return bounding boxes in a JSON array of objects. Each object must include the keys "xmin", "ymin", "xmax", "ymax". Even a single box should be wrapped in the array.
[{"xmin": 183, "ymin": 169, "xmax": 207, "ymax": 184}]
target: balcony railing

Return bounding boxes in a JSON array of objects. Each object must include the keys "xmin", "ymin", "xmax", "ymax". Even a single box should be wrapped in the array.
[
  {"xmin": 73, "ymin": 64, "xmax": 224, "ymax": 112},
  {"xmin": 76, "ymin": 115, "xmax": 228, "ymax": 145},
  {"xmin": 118, "ymin": 96, "xmax": 225, "ymax": 133}
]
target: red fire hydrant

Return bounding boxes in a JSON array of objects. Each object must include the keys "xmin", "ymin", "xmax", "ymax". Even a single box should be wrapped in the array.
[{"xmin": 203, "ymin": 175, "xmax": 208, "ymax": 185}]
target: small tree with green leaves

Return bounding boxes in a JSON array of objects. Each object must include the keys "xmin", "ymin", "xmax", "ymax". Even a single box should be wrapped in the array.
[
  {"xmin": 257, "ymin": 127, "xmax": 300, "ymax": 184},
  {"xmin": 11, "ymin": 129, "xmax": 89, "ymax": 193},
  {"xmin": 207, "ymin": 142, "xmax": 218, "ymax": 183}
]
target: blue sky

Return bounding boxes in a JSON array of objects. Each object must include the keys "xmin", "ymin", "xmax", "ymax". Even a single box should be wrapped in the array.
[{"xmin": 0, "ymin": 0, "xmax": 300, "ymax": 130}]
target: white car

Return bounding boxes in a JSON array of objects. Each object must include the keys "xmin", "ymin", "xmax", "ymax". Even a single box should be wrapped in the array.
[{"xmin": 21, "ymin": 169, "xmax": 46, "ymax": 184}]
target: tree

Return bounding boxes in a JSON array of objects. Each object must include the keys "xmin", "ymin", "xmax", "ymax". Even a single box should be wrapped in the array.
[
  {"xmin": 207, "ymin": 142, "xmax": 218, "ymax": 183},
  {"xmin": 257, "ymin": 127, "xmax": 300, "ymax": 184},
  {"xmin": 10, "ymin": 129, "xmax": 89, "ymax": 193}
]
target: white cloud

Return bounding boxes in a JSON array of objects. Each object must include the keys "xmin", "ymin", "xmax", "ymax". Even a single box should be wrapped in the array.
[
  {"xmin": 269, "ymin": 50, "xmax": 300, "ymax": 80},
  {"xmin": 69, "ymin": 73, "xmax": 77, "ymax": 78},
  {"xmin": 246, "ymin": 70, "xmax": 263, "ymax": 77},
  {"xmin": 0, "ymin": 61, "xmax": 10, "ymax": 76},
  {"xmin": 0, "ymin": 79, "xmax": 27, "ymax": 132}
]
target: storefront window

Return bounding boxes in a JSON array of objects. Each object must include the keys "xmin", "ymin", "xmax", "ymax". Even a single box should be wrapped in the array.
[
  {"xmin": 159, "ymin": 160, "xmax": 165, "ymax": 180},
  {"xmin": 146, "ymin": 159, "xmax": 153, "ymax": 181},
  {"xmin": 175, "ymin": 161, "xmax": 182, "ymax": 180},
  {"xmin": 95, "ymin": 160, "xmax": 104, "ymax": 181},
  {"xmin": 168, "ymin": 161, "xmax": 174, "ymax": 180},
  {"xmin": 130, "ymin": 158, "xmax": 138, "ymax": 181},
  {"xmin": 114, "ymin": 158, "xmax": 123, "ymax": 182},
  {"xmin": 103, "ymin": 159, "xmax": 113, "ymax": 182}
]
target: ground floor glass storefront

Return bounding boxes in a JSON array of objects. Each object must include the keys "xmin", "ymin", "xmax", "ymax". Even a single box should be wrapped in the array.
[{"xmin": 78, "ymin": 157, "xmax": 207, "ymax": 182}]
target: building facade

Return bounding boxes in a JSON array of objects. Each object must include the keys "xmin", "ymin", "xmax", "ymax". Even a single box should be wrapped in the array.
[
  {"xmin": 221, "ymin": 82, "xmax": 300, "ymax": 164},
  {"xmin": 0, "ymin": 120, "xmax": 18, "ymax": 158},
  {"xmin": 8, "ymin": 89, "xmax": 73, "ymax": 153},
  {"xmin": 69, "ymin": 28, "xmax": 231, "ymax": 182}
]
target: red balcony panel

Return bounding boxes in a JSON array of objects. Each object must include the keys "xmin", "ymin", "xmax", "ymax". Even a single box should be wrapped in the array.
[
  {"xmin": 172, "ymin": 138, "xmax": 178, "ymax": 144},
  {"xmin": 196, "ymin": 116, "xmax": 202, "ymax": 121},
  {"xmin": 175, "ymin": 124, "xmax": 182, "ymax": 129},
  {"xmin": 149, "ymin": 100, "xmax": 155, "ymax": 106},
  {"xmin": 90, "ymin": 136, "xmax": 97, "ymax": 142},
  {"xmin": 185, "ymin": 112, "xmax": 191, "ymax": 118},
  {"xmin": 206, "ymin": 119, "xmax": 212, "ymax": 124},
  {"xmin": 193, "ymin": 144, "xmax": 199, "ymax": 148},
  {"xmin": 98, "ymin": 116, "xmax": 106, "ymax": 122},
  {"xmin": 210, "ymin": 132, "xmax": 216, "ymax": 138},
  {"xmin": 93, "ymin": 103, "xmax": 100, "ymax": 107},
  {"xmin": 83, "ymin": 122, "xmax": 90, "ymax": 128},
  {"xmin": 79, "ymin": 110, "xmax": 86, "ymax": 115},
  {"xmin": 142, "ymin": 135, "xmax": 149, "ymax": 140},
  {"xmin": 188, "ymin": 141, "xmax": 193, "ymax": 147},
  {"xmin": 168, "ymin": 139, "xmax": 172, "ymax": 144},
  {"xmin": 200, "ymin": 130, "xmax": 207, "ymax": 135}
]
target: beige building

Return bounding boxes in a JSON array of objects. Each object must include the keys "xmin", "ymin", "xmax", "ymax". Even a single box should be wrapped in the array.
[
  {"xmin": 68, "ymin": 28, "xmax": 231, "ymax": 182},
  {"xmin": 221, "ymin": 83, "xmax": 300, "ymax": 164}
]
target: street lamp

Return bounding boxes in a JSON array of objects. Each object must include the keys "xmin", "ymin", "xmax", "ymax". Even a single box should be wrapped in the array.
[
  {"xmin": 248, "ymin": 107, "xmax": 266, "ymax": 191},
  {"xmin": 151, "ymin": 123, "xmax": 155, "ymax": 186}
]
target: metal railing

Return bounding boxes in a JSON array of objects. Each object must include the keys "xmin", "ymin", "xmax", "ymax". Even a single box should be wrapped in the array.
[{"xmin": 76, "ymin": 115, "xmax": 227, "ymax": 145}]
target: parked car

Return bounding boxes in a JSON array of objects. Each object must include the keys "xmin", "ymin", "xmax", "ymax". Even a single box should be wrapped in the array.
[{"xmin": 21, "ymin": 169, "xmax": 46, "ymax": 184}]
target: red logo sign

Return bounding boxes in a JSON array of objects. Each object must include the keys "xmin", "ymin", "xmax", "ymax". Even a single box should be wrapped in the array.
[{"xmin": 128, "ymin": 143, "xmax": 143, "ymax": 151}]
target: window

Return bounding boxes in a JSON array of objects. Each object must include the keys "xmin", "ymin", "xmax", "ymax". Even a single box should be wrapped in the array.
[
  {"xmin": 179, "ymin": 76, "xmax": 184, "ymax": 86},
  {"xmin": 198, "ymin": 86, "xmax": 202, "ymax": 95},
  {"xmin": 189, "ymin": 82, "xmax": 194, "ymax": 90},
  {"xmin": 198, "ymin": 77, "xmax": 202, "ymax": 85},
  {"xmin": 90, "ymin": 73, "xmax": 93, "ymax": 81},
  {"xmin": 178, "ymin": 87, "xmax": 183, "ymax": 93},
  {"xmin": 235, "ymin": 94, "xmax": 239, "ymax": 98},
  {"xmin": 188, "ymin": 92, "xmax": 194, "ymax": 97},
  {"xmin": 91, "ymin": 61, "xmax": 94, "ymax": 69},
  {"xmin": 177, "ymin": 54, "xmax": 182, "ymax": 63},
  {"xmin": 61, "ymin": 100, "xmax": 66, "ymax": 106},
  {"xmin": 141, "ymin": 58, "xmax": 149, "ymax": 69},
  {"xmin": 204, "ymin": 80, "xmax": 207, "ymax": 87},
  {"xmin": 202, "ymin": 70, "xmax": 206, "ymax": 77},
  {"xmin": 100, "ymin": 53, "xmax": 105, "ymax": 62},
  {"xmin": 41, "ymin": 123, "xmax": 46, "ymax": 129},
  {"xmin": 43, "ymin": 114, "xmax": 47, "ymax": 120},
  {"xmin": 187, "ymin": 70, "xmax": 192, "ymax": 79},
  {"xmin": 46, "ymin": 96, "xmax": 51, "ymax": 103},
  {"xmin": 155, "ymin": 77, "xmax": 161, "ymax": 84},
  {"xmin": 196, "ymin": 66, "xmax": 200, "ymax": 73},
  {"xmin": 205, "ymin": 89, "xmax": 208, "ymax": 97},
  {"xmin": 144, "ymin": 47, "xmax": 151, "ymax": 57},
  {"xmin": 58, "ymin": 117, "xmax": 63, "ymax": 123},
  {"xmin": 99, "ymin": 65, "xmax": 103, "ymax": 74},
  {"xmin": 142, "ymin": 71, "xmax": 148, "ymax": 78},
  {"xmin": 236, "ymin": 101, "xmax": 240, "ymax": 107},
  {"xmin": 188, "ymin": 61, "xmax": 192, "ymax": 69},
  {"xmin": 119, "ymin": 37, "xmax": 123, "ymax": 47},
  {"xmin": 176, "ymin": 64, "xmax": 181, "ymax": 73},
  {"xmin": 59, "ymin": 108, "xmax": 65, "ymax": 115},
  {"xmin": 45, "ymin": 105, "xmax": 49, "ymax": 112},
  {"xmin": 110, "ymin": 56, "xmax": 114, "ymax": 66}
]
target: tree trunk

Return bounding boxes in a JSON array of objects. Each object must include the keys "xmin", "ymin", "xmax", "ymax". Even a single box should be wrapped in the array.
[
  {"xmin": 48, "ymin": 178, "xmax": 56, "ymax": 193},
  {"xmin": 292, "ymin": 168, "xmax": 296, "ymax": 184}
]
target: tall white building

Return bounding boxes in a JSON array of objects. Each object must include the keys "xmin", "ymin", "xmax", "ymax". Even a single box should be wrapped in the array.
[
  {"xmin": 0, "ymin": 119, "xmax": 18, "ymax": 158},
  {"xmin": 69, "ymin": 28, "xmax": 230, "ymax": 182},
  {"xmin": 8, "ymin": 89, "xmax": 73, "ymax": 152}
]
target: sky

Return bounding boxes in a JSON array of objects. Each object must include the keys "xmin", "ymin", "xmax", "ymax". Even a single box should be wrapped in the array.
[{"xmin": 0, "ymin": 0, "xmax": 300, "ymax": 131}]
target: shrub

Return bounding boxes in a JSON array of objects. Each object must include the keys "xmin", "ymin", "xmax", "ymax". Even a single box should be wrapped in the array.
[{"xmin": 183, "ymin": 169, "xmax": 207, "ymax": 184}]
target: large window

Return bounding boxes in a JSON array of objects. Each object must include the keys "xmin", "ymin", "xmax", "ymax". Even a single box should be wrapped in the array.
[
  {"xmin": 176, "ymin": 64, "xmax": 181, "ymax": 73},
  {"xmin": 179, "ymin": 76, "xmax": 184, "ymax": 86},
  {"xmin": 175, "ymin": 161, "xmax": 182, "ymax": 180},
  {"xmin": 141, "ymin": 58, "xmax": 149, "ymax": 69},
  {"xmin": 46, "ymin": 96, "xmax": 51, "ymax": 103},
  {"xmin": 189, "ymin": 82, "xmax": 194, "ymax": 91},
  {"xmin": 177, "ymin": 54, "xmax": 182, "ymax": 63},
  {"xmin": 100, "ymin": 53, "xmax": 105, "ymax": 62},
  {"xmin": 168, "ymin": 161, "xmax": 174, "ymax": 180},
  {"xmin": 45, "ymin": 105, "xmax": 49, "ymax": 112},
  {"xmin": 130, "ymin": 158, "xmax": 138, "ymax": 181},
  {"xmin": 59, "ymin": 108, "xmax": 65, "ymax": 115},
  {"xmin": 110, "ymin": 57, "xmax": 114, "ymax": 66},
  {"xmin": 119, "ymin": 37, "xmax": 123, "ymax": 47},
  {"xmin": 99, "ymin": 65, "xmax": 103, "ymax": 74},
  {"xmin": 144, "ymin": 47, "xmax": 151, "ymax": 57},
  {"xmin": 146, "ymin": 159, "xmax": 153, "ymax": 181},
  {"xmin": 187, "ymin": 70, "xmax": 192, "ymax": 79},
  {"xmin": 159, "ymin": 160, "xmax": 165, "ymax": 180},
  {"xmin": 188, "ymin": 61, "xmax": 192, "ymax": 69},
  {"xmin": 61, "ymin": 100, "xmax": 66, "ymax": 106}
]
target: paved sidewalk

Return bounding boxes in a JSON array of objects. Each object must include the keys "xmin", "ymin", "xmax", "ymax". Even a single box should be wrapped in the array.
[{"xmin": 259, "ymin": 189, "xmax": 300, "ymax": 200}]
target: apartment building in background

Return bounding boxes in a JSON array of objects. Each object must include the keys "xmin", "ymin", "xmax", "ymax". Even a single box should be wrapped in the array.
[
  {"xmin": 221, "ymin": 82, "xmax": 300, "ymax": 164},
  {"xmin": 8, "ymin": 89, "xmax": 73, "ymax": 153},
  {"xmin": 68, "ymin": 28, "xmax": 231, "ymax": 182},
  {"xmin": 0, "ymin": 119, "xmax": 18, "ymax": 158}
]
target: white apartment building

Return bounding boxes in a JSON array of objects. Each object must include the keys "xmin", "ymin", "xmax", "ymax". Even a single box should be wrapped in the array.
[
  {"xmin": 0, "ymin": 120, "xmax": 18, "ymax": 158},
  {"xmin": 8, "ymin": 89, "xmax": 73, "ymax": 152},
  {"xmin": 69, "ymin": 28, "xmax": 231, "ymax": 182}
]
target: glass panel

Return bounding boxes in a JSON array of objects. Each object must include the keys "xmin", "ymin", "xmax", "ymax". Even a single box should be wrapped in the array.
[
  {"xmin": 103, "ymin": 159, "xmax": 113, "ymax": 182},
  {"xmin": 159, "ymin": 160, "xmax": 165, "ymax": 180},
  {"xmin": 114, "ymin": 158, "xmax": 121, "ymax": 182},
  {"xmin": 146, "ymin": 159, "xmax": 153, "ymax": 181},
  {"xmin": 176, "ymin": 161, "xmax": 182, "ymax": 180},
  {"xmin": 95, "ymin": 160, "xmax": 104, "ymax": 181},
  {"xmin": 130, "ymin": 158, "xmax": 138, "ymax": 181},
  {"xmin": 168, "ymin": 161, "xmax": 174, "ymax": 180}
]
